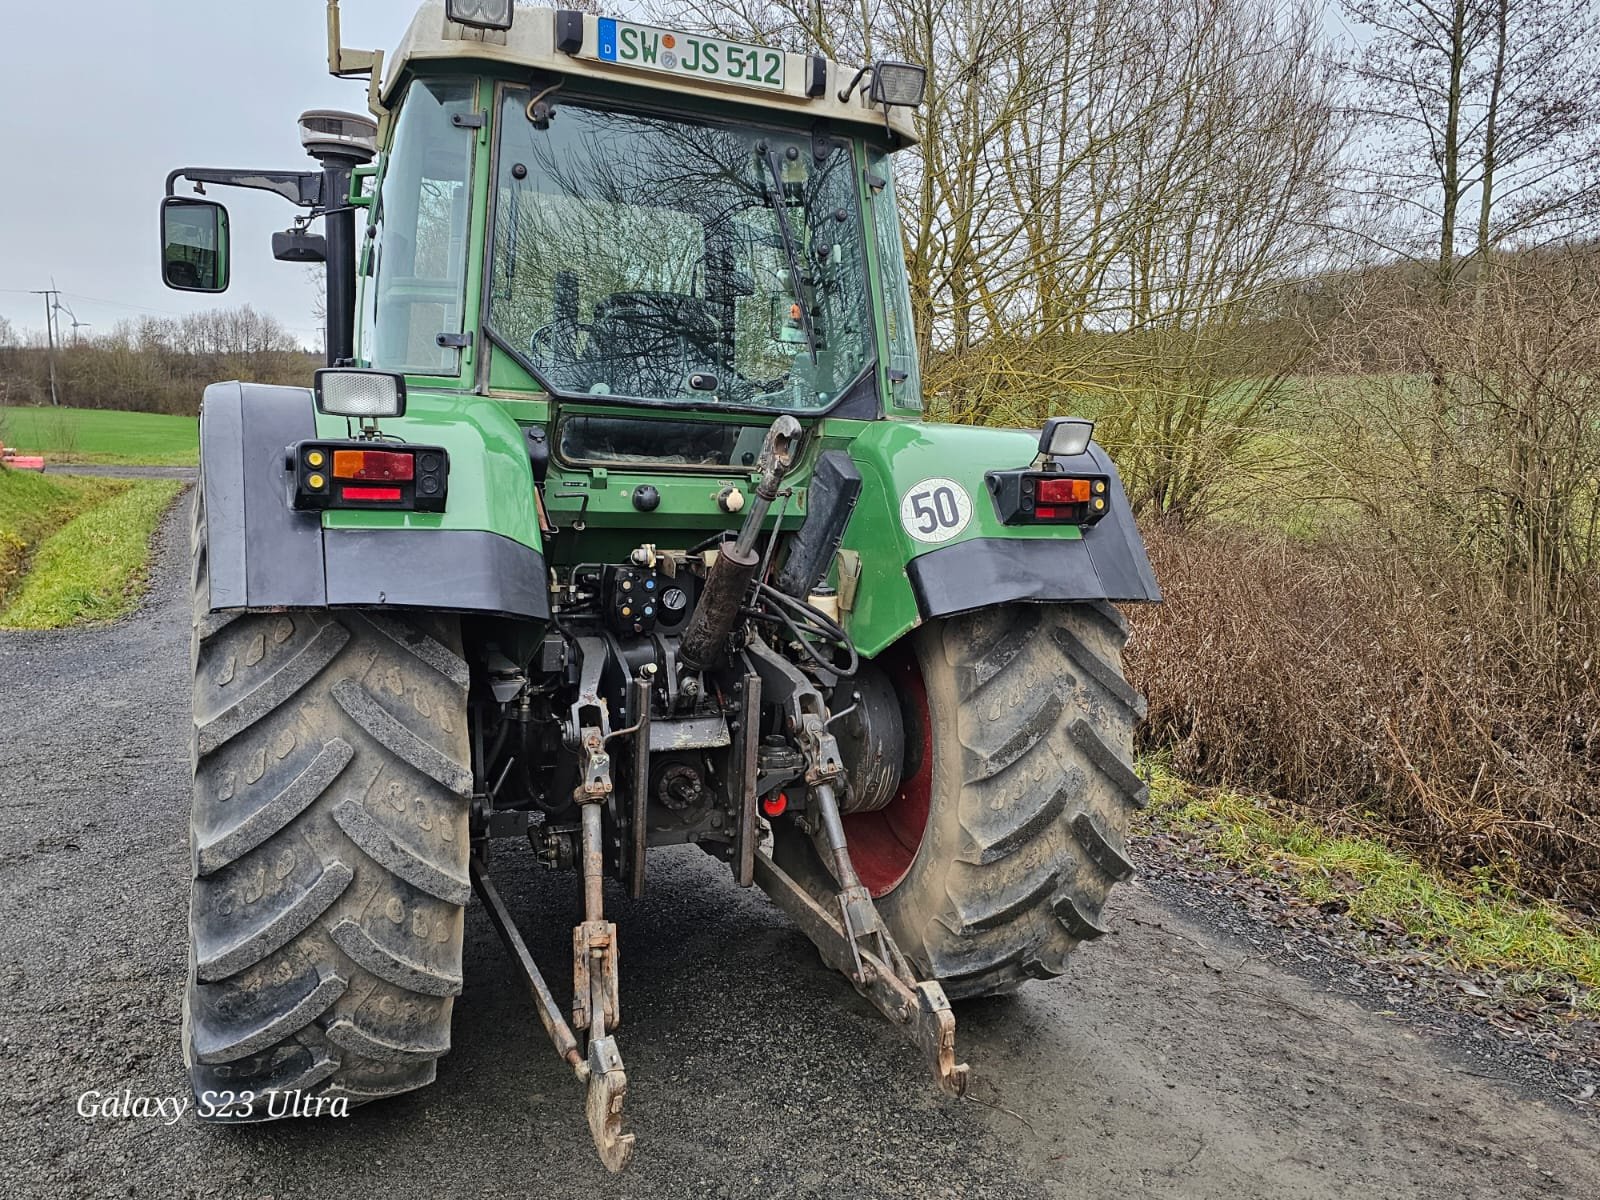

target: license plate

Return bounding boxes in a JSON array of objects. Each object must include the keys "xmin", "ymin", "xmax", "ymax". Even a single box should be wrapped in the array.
[{"xmin": 593, "ymin": 18, "xmax": 786, "ymax": 92}]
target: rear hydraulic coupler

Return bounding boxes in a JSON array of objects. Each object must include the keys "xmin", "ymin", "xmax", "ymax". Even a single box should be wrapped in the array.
[{"xmin": 678, "ymin": 416, "xmax": 802, "ymax": 674}]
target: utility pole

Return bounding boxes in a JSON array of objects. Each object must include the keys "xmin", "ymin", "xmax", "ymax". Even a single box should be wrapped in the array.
[{"xmin": 30, "ymin": 288, "xmax": 61, "ymax": 407}]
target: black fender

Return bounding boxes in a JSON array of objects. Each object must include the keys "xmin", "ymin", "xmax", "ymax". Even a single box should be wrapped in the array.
[
  {"xmin": 197, "ymin": 381, "xmax": 548, "ymax": 620},
  {"xmin": 904, "ymin": 445, "xmax": 1160, "ymax": 619}
]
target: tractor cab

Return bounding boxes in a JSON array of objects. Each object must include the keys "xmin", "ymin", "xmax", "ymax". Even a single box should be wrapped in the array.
[{"xmin": 369, "ymin": 8, "xmax": 923, "ymax": 421}]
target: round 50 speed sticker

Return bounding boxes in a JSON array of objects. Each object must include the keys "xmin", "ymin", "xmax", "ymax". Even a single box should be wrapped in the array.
[{"xmin": 900, "ymin": 477, "xmax": 973, "ymax": 543}]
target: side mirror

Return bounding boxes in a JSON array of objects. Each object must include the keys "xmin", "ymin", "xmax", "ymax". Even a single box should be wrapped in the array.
[{"xmin": 161, "ymin": 197, "xmax": 230, "ymax": 292}]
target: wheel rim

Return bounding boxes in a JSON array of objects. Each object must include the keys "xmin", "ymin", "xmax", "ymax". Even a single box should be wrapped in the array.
[{"xmin": 843, "ymin": 644, "xmax": 931, "ymax": 897}]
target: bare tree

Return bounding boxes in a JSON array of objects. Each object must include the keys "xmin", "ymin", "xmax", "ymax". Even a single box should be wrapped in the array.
[
  {"xmin": 0, "ymin": 306, "xmax": 313, "ymax": 414},
  {"xmin": 1340, "ymin": 0, "xmax": 1600, "ymax": 286}
]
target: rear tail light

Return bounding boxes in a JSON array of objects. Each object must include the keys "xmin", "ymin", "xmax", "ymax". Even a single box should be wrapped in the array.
[
  {"xmin": 332, "ymin": 449, "xmax": 415, "ymax": 482},
  {"xmin": 985, "ymin": 469, "xmax": 1112, "ymax": 526},
  {"xmin": 1036, "ymin": 477, "xmax": 1091, "ymax": 504},
  {"xmin": 291, "ymin": 442, "xmax": 448, "ymax": 512}
]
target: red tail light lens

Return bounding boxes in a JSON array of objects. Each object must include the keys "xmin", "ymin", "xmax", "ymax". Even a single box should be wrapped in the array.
[
  {"xmin": 341, "ymin": 485, "xmax": 403, "ymax": 502},
  {"xmin": 1037, "ymin": 477, "xmax": 1091, "ymax": 504},
  {"xmin": 332, "ymin": 449, "xmax": 415, "ymax": 481}
]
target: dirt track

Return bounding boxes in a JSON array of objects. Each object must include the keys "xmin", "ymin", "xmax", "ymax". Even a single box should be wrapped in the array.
[{"xmin": 1, "ymin": 501, "xmax": 1595, "ymax": 1198}]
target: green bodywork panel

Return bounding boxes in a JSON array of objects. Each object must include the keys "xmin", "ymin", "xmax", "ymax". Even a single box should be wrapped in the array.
[
  {"xmin": 314, "ymin": 391, "xmax": 542, "ymax": 553},
  {"xmin": 823, "ymin": 420, "xmax": 1080, "ymax": 657}
]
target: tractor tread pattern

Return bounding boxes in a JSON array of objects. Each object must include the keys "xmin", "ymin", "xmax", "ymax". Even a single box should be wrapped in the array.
[
  {"xmin": 195, "ymin": 622, "xmax": 351, "ymax": 756},
  {"xmin": 330, "ymin": 918, "xmax": 464, "ymax": 997},
  {"xmin": 186, "ymin": 494, "xmax": 470, "ymax": 1118},
  {"xmin": 892, "ymin": 603, "xmax": 1144, "ymax": 998},
  {"xmin": 191, "ymin": 970, "xmax": 349, "ymax": 1065},
  {"xmin": 961, "ymin": 687, "xmax": 1064, "ymax": 785},
  {"xmin": 194, "ymin": 860, "xmax": 354, "ymax": 982},
  {"xmin": 1072, "ymin": 810, "xmax": 1137, "ymax": 881},
  {"xmin": 331, "ymin": 680, "xmax": 473, "ymax": 797},
  {"xmin": 1053, "ymin": 893, "xmax": 1111, "ymax": 940},
  {"xmin": 1069, "ymin": 717, "xmax": 1149, "ymax": 808},
  {"xmin": 956, "ymin": 607, "xmax": 1041, "ymax": 694},
  {"xmin": 325, "ymin": 1016, "xmax": 450, "ymax": 1063},
  {"xmin": 326, "ymin": 1061, "xmax": 439, "ymax": 1100},
  {"xmin": 1049, "ymin": 625, "xmax": 1148, "ymax": 719},
  {"xmin": 365, "ymin": 614, "xmax": 472, "ymax": 689},
  {"xmin": 272, "ymin": 1047, "xmax": 343, "ymax": 1096},
  {"xmin": 193, "ymin": 739, "xmax": 355, "ymax": 875},
  {"xmin": 332, "ymin": 799, "xmax": 471, "ymax": 906},
  {"xmin": 940, "ymin": 859, "xmax": 1059, "ymax": 932},
  {"xmin": 957, "ymin": 779, "xmax": 1071, "ymax": 866}
]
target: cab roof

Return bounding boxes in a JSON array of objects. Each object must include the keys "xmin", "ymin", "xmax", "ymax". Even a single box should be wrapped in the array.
[{"xmin": 382, "ymin": 3, "xmax": 918, "ymax": 144}]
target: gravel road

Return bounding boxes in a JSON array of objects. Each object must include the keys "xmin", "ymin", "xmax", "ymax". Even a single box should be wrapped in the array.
[{"xmin": 2, "ymin": 501, "xmax": 1596, "ymax": 1199}]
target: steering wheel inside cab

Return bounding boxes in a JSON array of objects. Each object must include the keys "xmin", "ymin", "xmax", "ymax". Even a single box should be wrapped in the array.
[{"xmin": 529, "ymin": 276, "xmax": 727, "ymax": 396}]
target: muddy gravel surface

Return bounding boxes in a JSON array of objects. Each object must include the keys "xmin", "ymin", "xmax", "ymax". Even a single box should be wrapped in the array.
[
  {"xmin": 1137, "ymin": 831, "xmax": 1600, "ymax": 1110},
  {"xmin": 1, "ymin": 503, "xmax": 1596, "ymax": 1199}
]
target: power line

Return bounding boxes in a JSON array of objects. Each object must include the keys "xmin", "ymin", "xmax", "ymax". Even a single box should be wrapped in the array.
[
  {"xmin": 0, "ymin": 287, "xmax": 185, "ymax": 317},
  {"xmin": 29, "ymin": 288, "xmax": 61, "ymax": 407},
  {"xmin": 61, "ymin": 291, "xmax": 189, "ymax": 318}
]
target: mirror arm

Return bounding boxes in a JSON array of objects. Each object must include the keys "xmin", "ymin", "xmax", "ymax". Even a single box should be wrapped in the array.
[{"xmin": 165, "ymin": 168, "xmax": 324, "ymax": 209}]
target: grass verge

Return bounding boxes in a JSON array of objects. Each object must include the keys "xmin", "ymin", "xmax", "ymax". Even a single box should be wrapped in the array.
[
  {"xmin": 0, "ymin": 406, "xmax": 199, "ymax": 466},
  {"xmin": 0, "ymin": 469, "xmax": 120, "ymax": 597},
  {"xmin": 1139, "ymin": 764, "xmax": 1600, "ymax": 1012},
  {"xmin": 0, "ymin": 478, "xmax": 184, "ymax": 629}
]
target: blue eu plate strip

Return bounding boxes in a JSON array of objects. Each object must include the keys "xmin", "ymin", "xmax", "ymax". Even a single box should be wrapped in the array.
[{"xmin": 597, "ymin": 18, "xmax": 618, "ymax": 61}]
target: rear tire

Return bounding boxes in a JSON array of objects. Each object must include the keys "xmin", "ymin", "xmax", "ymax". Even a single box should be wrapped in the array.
[
  {"xmin": 184, "ymin": 493, "xmax": 472, "ymax": 1116},
  {"xmin": 780, "ymin": 602, "xmax": 1147, "ymax": 1000}
]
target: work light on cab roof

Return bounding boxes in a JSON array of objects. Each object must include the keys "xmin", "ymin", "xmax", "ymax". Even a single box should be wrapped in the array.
[
  {"xmin": 446, "ymin": 0, "xmax": 514, "ymax": 31},
  {"xmin": 155, "ymin": 1, "xmax": 1159, "ymax": 1178}
]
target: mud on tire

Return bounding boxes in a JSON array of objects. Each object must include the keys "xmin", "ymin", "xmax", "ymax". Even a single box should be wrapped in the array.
[
  {"xmin": 184, "ymin": 494, "xmax": 472, "ymax": 1115},
  {"xmin": 878, "ymin": 602, "xmax": 1147, "ymax": 1000}
]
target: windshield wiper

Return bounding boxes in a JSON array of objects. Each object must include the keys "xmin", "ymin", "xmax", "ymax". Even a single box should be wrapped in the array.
[{"xmin": 758, "ymin": 144, "xmax": 818, "ymax": 365}]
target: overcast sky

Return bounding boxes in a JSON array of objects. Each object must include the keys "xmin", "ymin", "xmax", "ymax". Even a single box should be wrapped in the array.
[{"xmin": 0, "ymin": 1, "xmax": 425, "ymax": 349}]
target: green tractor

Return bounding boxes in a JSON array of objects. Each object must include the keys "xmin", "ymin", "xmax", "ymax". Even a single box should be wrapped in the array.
[{"xmin": 160, "ymin": 1, "xmax": 1158, "ymax": 1169}]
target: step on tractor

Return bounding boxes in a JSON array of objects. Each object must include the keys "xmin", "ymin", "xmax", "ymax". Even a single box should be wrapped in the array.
[{"xmin": 159, "ymin": 1, "xmax": 1160, "ymax": 1170}]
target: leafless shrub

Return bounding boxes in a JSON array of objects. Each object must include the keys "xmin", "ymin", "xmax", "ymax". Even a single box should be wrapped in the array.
[
  {"xmin": 1134, "ymin": 249, "xmax": 1600, "ymax": 909},
  {"xmin": 1130, "ymin": 523, "xmax": 1600, "ymax": 909},
  {"xmin": 0, "ymin": 305, "xmax": 317, "ymax": 414},
  {"xmin": 1309, "ymin": 245, "xmax": 1600, "ymax": 624}
]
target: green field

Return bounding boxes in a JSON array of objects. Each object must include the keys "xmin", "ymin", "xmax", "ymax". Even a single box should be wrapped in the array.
[
  {"xmin": 0, "ymin": 406, "xmax": 198, "ymax": 466},
  {"xmin": 0, "ymin": 467, "xmax": 184, "ymax": 628}
]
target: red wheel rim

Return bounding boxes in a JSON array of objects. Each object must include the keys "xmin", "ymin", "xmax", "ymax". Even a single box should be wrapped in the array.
[{"xmin": 843, "ymin": 645, "xmax": 931, "ymax": 897}]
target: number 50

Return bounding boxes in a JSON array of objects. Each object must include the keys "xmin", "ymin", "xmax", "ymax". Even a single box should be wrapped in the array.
[{"xmin": 910, "ymin": 486, "xmax": 959, "ymax": 534}]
